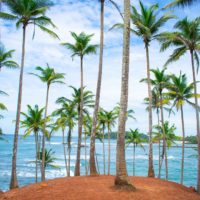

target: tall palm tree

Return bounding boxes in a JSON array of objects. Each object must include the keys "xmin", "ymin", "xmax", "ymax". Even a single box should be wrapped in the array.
[
  {"xmin": 90, "ymin": 0, "xmax": 123, "ymax": 176},
  {"xmin": 131, "ymin": 2, "xmax": 174, "ymax": 177},
  {"xmin": 20, "ymin": 105, "xmax": 45, "ymax": 183},
  {"xmin": 61, "ymin": 32, "xmax": 98, "ymax": 176},
  {"xmin": 142, "ymin": 67, "xmax": 170, "ymax": 178},
  {"xmin": 0, "ymin": 0, "xmax": 58, "ymax": 189},
  {"xmin": 30, "ymin": 64, "xmax": 65, "ymax": 181},
  {"xmin": 157, "ymin": 17, "xmax": 200, "ymax": 192},
  {"xmin": 154, "ymin": 121, "xmax": 176, "ymax": 179},
  {"xmin": 114, "ymin": 0, "xmax": 135, "ymax": 190},
  {"xmin": 165, "ymin": 73, "xmax": 199, "ymax": 184},
  {"xmin": 126, "ymin": 129, "xmax": 144, "ymax": 176},
  {"xmin": 103, "ymin": 109, "xmax": 117, "ymax": 175},
  {"xmin": 0, "ymin": 42, "xmax": 18, "ymax": 71},
  {"xmin": 53, "ymin": 99, "xmax": 77, "ymax": 176}
]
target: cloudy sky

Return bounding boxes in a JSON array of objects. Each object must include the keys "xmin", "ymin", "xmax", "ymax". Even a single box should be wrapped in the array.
[{"xmin": 0, "ymin": 0, "xmax": 200, "ymax": 136}]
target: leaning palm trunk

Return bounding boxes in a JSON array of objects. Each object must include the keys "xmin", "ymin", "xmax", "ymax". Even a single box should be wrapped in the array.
[
  {"xmin": 145, "ymin": 42, "xmax": 155, "ymax": 178},
  {"xmin": 159, "ymin": 93, "xmax": 168, "ymax": 179},
  {"xmin": 84, "ymin": 130, "xmax": 88, "ymax": 175},
  {"xmin": 41, "ymin": 84, "xmax": 50, "ymax": 181},
  {"xmin": 190, "ymin": 50, "xmax": 200, "ymax": 193},
  {"xmin": 67, "ymin": 128, "xmax": 72, "ymax": 177},
  {"xmin": 115, "ymin": 0, "xmax": 135, "ymax": 190},
  {"xmin": 157, "ymin": 110, "xmax": 161, "ymax": 178},
  {"xmin": 180, "ymin": 105, "xmax": 185, "ymax": 184},
  {"xmin": 62, "ymin": 129, "xmax": 68, "ymax": 175},
  {"xmin": 90, "ymin": 0, "xmax": 105, "ymax": 176},
  {"xmin": 10, "ymin": 25, "xmax": 27, "ymax": 189},
  {"xmin": 108, "ymin": 126, "xmax": 111, "ymax": 175},
  {"xmin": 75, "ymin": 56, "xmax": 84, "ymax": 176}
]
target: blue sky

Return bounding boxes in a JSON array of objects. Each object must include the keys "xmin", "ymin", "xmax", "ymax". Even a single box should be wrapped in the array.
[{"xmin": 0, "ymin": 0, "xmax": 200, "ymax": 136}]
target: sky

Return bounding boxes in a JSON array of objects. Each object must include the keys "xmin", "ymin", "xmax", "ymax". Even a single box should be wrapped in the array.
[{"xmin": 0, "ymin": 0, "xmax": 200, "ymax": 136}]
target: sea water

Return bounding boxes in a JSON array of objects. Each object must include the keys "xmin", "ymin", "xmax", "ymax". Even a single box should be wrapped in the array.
[{"xmin": 0, "ymin": 135, "xmax": 197, "ymax": 191}]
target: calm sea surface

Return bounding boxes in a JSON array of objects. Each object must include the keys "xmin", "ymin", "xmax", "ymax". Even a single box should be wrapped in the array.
[{"xmin": 0, "ymin": 135, "xmax": 197, "ymax": 191}]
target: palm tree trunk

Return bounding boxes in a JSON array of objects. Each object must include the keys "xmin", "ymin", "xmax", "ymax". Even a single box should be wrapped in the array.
[
  {"xmin": 165, "ymin": 145, "xmax": 168, "ymax": 180},
  {"xmin": 133, "ymin": 144, "xmax": 135, "ymax": 176},
  {"xmin": 67, "ymin": 128, "xmax": 72, "ymax": 177},
  {"xmin": 84, "ymin": 130, "xmax": 88, "ymax": 175},
  {"xmin": 145, "ymin": 42, "xmax": 155, "ymax": 178},
  {"xmin": 90, "ymin": 0, "xmax": 105, "ymax": 176},
  {"xmin": 190, "ymin": 50, "xmax": 200, "ymax": 193},
  {"xmin": 157, "ymin": 110, "xmax": 161, "ymax": 178},
  {"xmin": 10, "ymin": 25, "xmax": 27, "ymax": 189},
  {"xmin": 115, "ymin": 0, "xmax": 135, "ymax": 190},
  {"xmin": 62, "ymin": 128, "xmax": 68, "ymax": 176},
  {"xmin": 102, "ymin": 125, "xmax": 106, "ymax": 175},
  {"xmin": 35, "ymin": 132, "xmax": 39, "ymax": 183},
  {"xmin": 180, "ymin": 104, "xmax": 185, "ymax": 184},
  {"xmin": 108, "ymin": 126, "xmax": 111, "ymax": 175},
  {"xmin": 41, "ymin": 84, "xmax": 50, "ymax": 181},
  {"xmin": 159, "ymin": 93, "xmax": 167, "ymax": 179},
  {"xmin": 75, "ymin": 56, "xmax": 84, "ymax": 176}
]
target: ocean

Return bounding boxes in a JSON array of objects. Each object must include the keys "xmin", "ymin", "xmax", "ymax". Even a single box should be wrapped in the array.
[{"xmin": 0, "ymin": 135, "xmax": 197, "ymax": 191}]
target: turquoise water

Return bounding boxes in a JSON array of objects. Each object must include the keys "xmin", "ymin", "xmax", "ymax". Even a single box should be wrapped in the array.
[{"xmin": 0, "ymin": 135, "xmax": 197, "ymax": 191}]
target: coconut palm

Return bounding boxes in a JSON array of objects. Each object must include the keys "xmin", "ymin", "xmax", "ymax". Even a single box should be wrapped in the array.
[
  {"xmin": 103, "ymin": 109, "xmax": 117, "ymax": 175},
  {"xmin": 20, "ymin": 105, "xmax": 45, "ymax": 183},
  {"xmin": 30, "ymin": 64, "xmax": 65, "ymax": 181},
  {"xmin": 157, "ymin": 17, "xmax": 200, "ymax": 192},
  {"xmin": 0, "ymin": 0, "xmax": 58, "ymax": 189},
  {"xmin": 131, "ymin": 2, "xmax": 174, "ymax": 177},
  {"xmin": 154, "ymin": 121, "xmax": 176, "ymax": 179},
  {"xmin": 114, "ymin": 0, "xmax": 135, "ymax": 190},
  {"xmin": 0, "ymin": 90, "xmax": 8, "ymax": 119},
  {"xmin": 53, "ymin": 100, "xmax": 77, "ymax": 176},
  {"xmin": 165, "ymin": 73, "xmax": 199, "ymax": 184},
  {"xmin": 0, "ymin": 42, "xmax": 18, "ymax": 71},
  {"xmin": 61, "ymin": 32, "xmax": 98, "ymax": 176},
  {"xmin": 126, "ymin": 129, "xmax": 145, "ymax": 176}
]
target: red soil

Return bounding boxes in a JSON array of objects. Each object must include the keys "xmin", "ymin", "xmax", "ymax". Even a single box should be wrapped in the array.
[{"xmin": 0, "ymin": 176, "xmax": 200, "ymax": 200}]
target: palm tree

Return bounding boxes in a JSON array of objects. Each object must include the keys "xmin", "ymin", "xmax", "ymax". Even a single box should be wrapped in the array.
[
  {"xmin": 89, "ymin": 0, "xmax": 123, "ymax": 176},
  {"xmin": 0, "ymin": 0, "xmax": 58, "ymax": 189},
  {"xmin": 61, "ymin": 32, "xmax": 98, "ymax": 176},
  {"xmin": 103, "ymin": 109, "xmax": 117, "ymax": 175},
  {"xmin": 53, "ymin": 100, "xmax": 77, "ymax": 176},
  {"xmin": 165, "ymin": 73, "xmax": 199, "ymax": 184},
  {"xmin": 30, "ymin": 64, "xmax": 65, "ymax": 181},
  {"xmin": 0, "ymin": 42, "xmax": 18, "ymax": 71},
  {"xmin": 114, "ymin": 0, "xmax": 135, "ymax": 190},
  {"xmin": 126, "ymin": 129, "xmax": 144, "ymax": 176},
  {"xmin": 142, "ymin": 67, "xmax": 170, "ymax": 178},
  {"xmin": 20, "ymin": 105, "xmax": 45, "ymax": 183},
  {"xmin": 154, "ymin": 121, "xmax": 176, "ymax": 179},
  {"xmin": 157, "ymin": 17, "xmax": 200, "ymax": 192},
  {"xmin": 131, "ymin": 2, "xmax": 174, "ymax": 177}
]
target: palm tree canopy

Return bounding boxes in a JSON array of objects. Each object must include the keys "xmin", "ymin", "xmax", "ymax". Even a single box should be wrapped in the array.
[
  {"xmin": 30, "ymin": 64, "xmax": 65, "ymax": 86},
  {"xmin": 0, "ymin": 42, "xmax": 19, "ymax": 70},
  {"xmin": 20, "ymin": 105, "xmax": 45, "ymax": 138},
  {"xmin": 0, "ymin": 90, "xmax": 8, "ymax": 119},
  {"xmin": 56, "ymin": 86, "xmax": 94, "ymax": 115},
  {"xmin": 154, "ymin": 121, "xmax": 176, "ymax": 148},
  {"xmin": 126, "ymin": 128, "xmax": 145, "ymax": 149},
  {"xmin": 165, "ymin": 73, "xmax": 200, "ymax": 110},
  {"xmin": 157, "ymin": 17, "xmax": 200, "ymax": 69},
  {"xmin": 131, "ymin": 1, "xmax": 175, "ymax": 44},
  {"xmin": 0, "ymin": 0, "xmax": 59, "ymax": 38},
  {"xmin": 61, "ymin": 32, "xmax": 98, "ymax": 58},
  {"xmin": 165, "ymin": 0, "xmax": 198, "ymax": 8}
]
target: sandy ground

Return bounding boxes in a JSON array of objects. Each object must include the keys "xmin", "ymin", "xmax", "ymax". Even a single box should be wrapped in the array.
[{"xmin": 1, "ymin": 176, "xmax": 200, "ymax": 200}]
